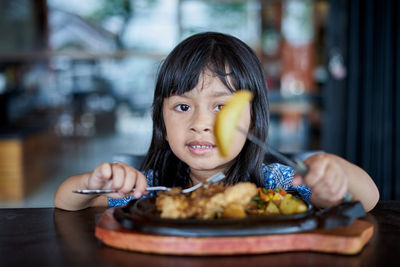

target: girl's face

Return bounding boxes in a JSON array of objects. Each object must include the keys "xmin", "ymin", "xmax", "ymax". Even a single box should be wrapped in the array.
[{"xmin": 162, "ymin": 71, "xmax": 251, "ymax": 179}]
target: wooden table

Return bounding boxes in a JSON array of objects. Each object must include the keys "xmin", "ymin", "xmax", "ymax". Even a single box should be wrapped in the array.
[{"xmin": 1, "ymin": 201, "xmax": 399, "ymax": 266}]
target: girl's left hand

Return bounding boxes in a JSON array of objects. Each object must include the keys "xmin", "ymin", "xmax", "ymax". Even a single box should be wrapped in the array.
[{"xmin": 292, "ymin": 153, "xmax": 348, "ymax": 208}]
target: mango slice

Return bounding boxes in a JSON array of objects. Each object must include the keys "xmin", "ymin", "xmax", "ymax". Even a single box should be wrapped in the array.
[{"xmin": 214, "ymin": 90, "xmax": 253, "ymax": 157}]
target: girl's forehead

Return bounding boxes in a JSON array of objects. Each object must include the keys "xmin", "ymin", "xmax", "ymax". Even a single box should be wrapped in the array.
[
  {"xmin": 187, "ymin": 68, "xmax": 234, "ymax": 92},
  {"xmin": 184, "ymin": 73, "xmax": 233, "ymax": 97}
]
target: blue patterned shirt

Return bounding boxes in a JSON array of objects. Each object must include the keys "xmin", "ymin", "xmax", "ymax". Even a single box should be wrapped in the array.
[{"xmin": 108, "ymin": 163, "xmax": 311, "ymax": 207}]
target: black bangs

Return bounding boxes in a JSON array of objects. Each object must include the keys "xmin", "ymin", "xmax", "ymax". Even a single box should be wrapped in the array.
[
  {"xmin": 155, "ymin": 32, "xmax": 262, "ymax": 98},
  {"xmin": 156, "ymin": 35, "xmax": 210, "ymax": 97}
]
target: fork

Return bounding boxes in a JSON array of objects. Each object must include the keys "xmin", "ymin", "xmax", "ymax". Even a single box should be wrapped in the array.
[
  {"xmin": 72, "ymin": 172, "xmax": 226, "ymax": 195},
  {"xmin": 236, "ymin": 127, "xmax": 353, "ymax": 202}
]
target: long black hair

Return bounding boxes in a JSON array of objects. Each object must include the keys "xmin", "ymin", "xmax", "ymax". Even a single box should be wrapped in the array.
[{"xmin": 143, "ymin": 32, "xmax": 269, "ymax": 187}]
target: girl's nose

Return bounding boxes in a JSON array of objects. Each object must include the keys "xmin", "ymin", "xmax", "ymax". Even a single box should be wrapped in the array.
[{"xmin": 190, "ymin": 109, "xmax": 213, "ymax": 133}]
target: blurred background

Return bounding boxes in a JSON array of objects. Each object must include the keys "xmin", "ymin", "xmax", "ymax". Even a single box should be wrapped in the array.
[{"xmin": 0, "ymin": 0, "xmax": 399, "ymax": 207}]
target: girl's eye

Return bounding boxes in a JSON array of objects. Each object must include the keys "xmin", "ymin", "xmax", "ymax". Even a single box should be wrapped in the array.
[
  {"xmin": 175, "ymin": 104, "xmax": 191, "ymax": 112},
  {"xmin": 214, "ymin": 104, "xmax": 224, "ymax": 112}
]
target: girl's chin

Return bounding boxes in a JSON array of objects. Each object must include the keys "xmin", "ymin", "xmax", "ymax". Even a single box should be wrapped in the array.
[
  {"xmin": 188, "ymin": 164, "xmax": 220, "ymax": 171},
  {"xmin": 186, "ymin": 159, "xmax": 231, "ymax": 172}
]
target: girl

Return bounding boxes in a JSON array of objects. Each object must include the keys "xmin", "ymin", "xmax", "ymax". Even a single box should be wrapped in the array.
[{"xmin": 54, "ymin": 32, "xmax": 379, "ymax": 211}]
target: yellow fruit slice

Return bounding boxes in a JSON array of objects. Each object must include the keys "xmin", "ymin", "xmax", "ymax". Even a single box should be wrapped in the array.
[{"xmin": 214, "ymin": 90, "xmax": 253, "ymax": 157}]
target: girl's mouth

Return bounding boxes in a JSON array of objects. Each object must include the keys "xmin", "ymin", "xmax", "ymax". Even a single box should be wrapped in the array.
[{"xmin": 187, "ymin": 142, "xmax": 215, "ymax": 155}]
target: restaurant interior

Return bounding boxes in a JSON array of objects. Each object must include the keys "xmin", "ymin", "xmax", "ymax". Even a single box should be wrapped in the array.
[{"xmin": 0, "ymin": 0, "xmax": 399, "ymax": 208}]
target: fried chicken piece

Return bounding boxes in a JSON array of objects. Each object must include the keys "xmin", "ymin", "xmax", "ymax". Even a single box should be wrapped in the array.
[
  {"xmin": 156, "ymin": 188, "xmax": 195, "ymax": 219},
  {"xmin": 155, "ymin": 182, "xmax": 258, "ymax": 219},
  {"xmin": 218, "ymin": 182, "xmax": 257, "ymax": 219},
  {"xmin": 194, "ymin": 192, "xmax": 226, "ymax": 219},
  {"xmin": 221, "ymin": 202, "xmax": 247, "ymax": 218},
  {"xmin": 223, "ymin": 182, "xmax": 258, "ymax": 206},
  {"xmin": 188, "ymin": 183, "xmax": 226, "ymax": 219}
]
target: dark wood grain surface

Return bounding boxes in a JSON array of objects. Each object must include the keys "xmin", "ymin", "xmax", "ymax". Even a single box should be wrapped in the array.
[{"xmin": 0, "ymin": 201, "xmax": 399, "ymax": 267}]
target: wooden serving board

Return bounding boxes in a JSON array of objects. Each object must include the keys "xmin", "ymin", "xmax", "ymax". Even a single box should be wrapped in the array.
[{"xmin": 95, "ymin": 208, "xmax": 374, "ymax": 255}]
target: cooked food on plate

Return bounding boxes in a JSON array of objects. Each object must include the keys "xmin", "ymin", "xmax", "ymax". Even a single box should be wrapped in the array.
[
  {"xmin": 155, "ymin": 182, "xmax": 307, "ymax": 219},
  {"xmin": 247, "ymin": 187, "xmax": 308, "ymax": 215}
]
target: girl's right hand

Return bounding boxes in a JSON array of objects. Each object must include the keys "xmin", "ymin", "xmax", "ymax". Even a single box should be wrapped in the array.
[{"xmin": 85, "ymin": 162, "xmax": 148, "ymax": 199}]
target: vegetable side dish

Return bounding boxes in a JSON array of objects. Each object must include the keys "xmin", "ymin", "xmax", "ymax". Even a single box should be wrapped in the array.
[
  {"xmin": 155, "ymin": 182, "xmax": 307, "ymax": 219},
  {"xmin": 247, "ymin": 188, "xmax": 308, "ymax": 216}
]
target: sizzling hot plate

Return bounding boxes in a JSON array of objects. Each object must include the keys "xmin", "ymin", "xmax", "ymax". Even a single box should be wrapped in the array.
[{"xmin": 113, "ymin": 193, "xmax": 366, "ymax": 237}]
